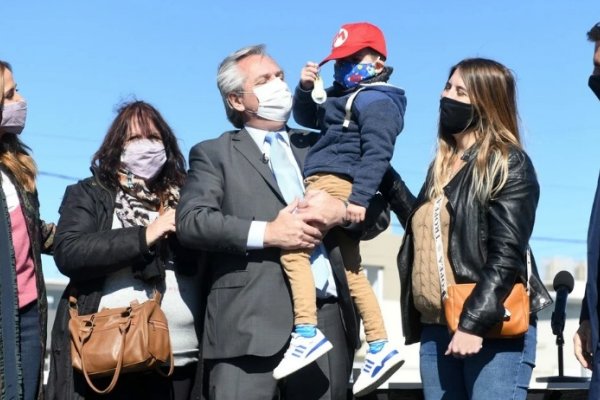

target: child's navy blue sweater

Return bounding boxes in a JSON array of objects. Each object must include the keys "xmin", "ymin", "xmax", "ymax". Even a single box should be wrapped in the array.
[{"xmin": 293, "ymin": 67, "xmax": 407, "ymax": 207}]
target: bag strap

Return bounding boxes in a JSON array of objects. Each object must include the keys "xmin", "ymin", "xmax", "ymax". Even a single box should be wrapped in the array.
[
  {"xmin": 342, "ymin": 87, "xmax": 367, "ymax": 128},
  {"xmin": 148, "ymin": 288, "xmax": 174, "ymax": 377},
  {"xmin": 155, "ymin": 351, "xmax": 175, "ymax": 377},
  {"xmin": 151, "ymin": 289, "xmax": 162, "ymax": 304},
  {"xmin": 432, "ymin": 196, "xmax": 531, "ymax": 301},
  {"xmin": 432, "ymin": 197, "xmax": 449, "ymax": 300},
  {"xmin": 153, "ymin": 289, "xmax": 175, "ymax": 377},
  {"xmin": 68, "ymin": 296, "xmax": 79, "ymax": 318},
  {"xmin": 80, "ymin": 313, "xmax": 131, "ymax": 394}
]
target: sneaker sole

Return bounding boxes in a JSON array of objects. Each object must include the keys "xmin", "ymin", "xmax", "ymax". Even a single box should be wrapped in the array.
[
  {"xmin": 353, "ymin": 358, "xmax": 405, "ymax": 397},
  {"xmin": 272, "ymin": 340, "xmax": 333, "ymax": 380}
]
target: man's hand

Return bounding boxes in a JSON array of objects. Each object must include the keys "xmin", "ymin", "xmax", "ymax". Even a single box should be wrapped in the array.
[
  {"xmin": 264, "ymin": 199, "xmax": 323, "ymax": 250},
  {"xmin": 574, "ymin": 320, "xmax": 594, "ymax": 370},
  {"xmin": 346, "ymin": 203, "xmax": 366, "ymax": 224},
  {"xmin": 300, "ymin": 62, "xmax": 319, "ymax": 91},
  {"xmin": 445, "ymin": 329, "xmax": 483, "ymax": 358},
  {"xmin": 296, "ymin": 189, "xmax": 346, "ymax": 231}
]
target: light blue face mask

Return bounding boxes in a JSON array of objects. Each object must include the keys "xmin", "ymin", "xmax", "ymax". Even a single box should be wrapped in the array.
[{"xmin": 333, "ymin": 61, "xmax": 377, "ymax": 88}]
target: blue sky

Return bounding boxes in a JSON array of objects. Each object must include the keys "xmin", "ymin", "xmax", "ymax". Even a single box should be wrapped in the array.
[{"xmin": 2, "ymin": 1, "xmax": 599, "ymax": 280}]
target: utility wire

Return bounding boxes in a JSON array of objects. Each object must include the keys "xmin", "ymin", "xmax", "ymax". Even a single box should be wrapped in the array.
[
  {"xmin": 39, "ymin": 171, "xmax": 80, "ymax": 181},
  {"xmin": 530, "ymin": 236, "xmax": 586, "ymax": 245}
]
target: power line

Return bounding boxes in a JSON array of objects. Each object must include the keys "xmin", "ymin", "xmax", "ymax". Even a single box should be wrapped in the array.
[
  {"xmin": 31, "ymin": 132, "xmax": 100, "ymax": 143},
  {"xmin": 38, "ymin": 171, "xmax": 80, "ymax": 181},
  {"xmin": 530, "ymin": 236, "xmax": 586, "ymax": 245}
]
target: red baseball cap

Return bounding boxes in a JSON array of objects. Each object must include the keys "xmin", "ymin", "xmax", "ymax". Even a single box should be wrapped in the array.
[{"xmin": 319, "ymin": 22, "xmax": 387, "ymax": 66}]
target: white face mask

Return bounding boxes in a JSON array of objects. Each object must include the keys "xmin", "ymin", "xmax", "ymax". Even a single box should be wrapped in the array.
[
  {"xmin": 120, "ymin": 139, "xmax": 167, "ymax": 180},
  {"xmin": 252, "ymin": 78, "xmax": 293, "ymax": 122}
]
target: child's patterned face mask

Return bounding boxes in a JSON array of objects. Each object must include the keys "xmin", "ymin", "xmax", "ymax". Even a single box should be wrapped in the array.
[{"xmin": 333, "ymin": 61, "xmax": 377, "ymax": 88}]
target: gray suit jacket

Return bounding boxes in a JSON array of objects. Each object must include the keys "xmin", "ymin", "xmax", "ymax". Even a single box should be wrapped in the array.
[{"xmin": 177, "ymin": 128, "xmax": 382, "ymax": 360}]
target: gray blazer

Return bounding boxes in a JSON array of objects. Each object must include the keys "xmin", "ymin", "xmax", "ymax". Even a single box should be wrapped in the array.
[{"xmin": 177, "ymin": 128, "xmax": 380, "ymax": 360}]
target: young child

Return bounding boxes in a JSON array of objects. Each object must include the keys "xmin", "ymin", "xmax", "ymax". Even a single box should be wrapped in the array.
[{"xmin": 272, "ymin": 22, "xmax": 406, "ymax": 397}]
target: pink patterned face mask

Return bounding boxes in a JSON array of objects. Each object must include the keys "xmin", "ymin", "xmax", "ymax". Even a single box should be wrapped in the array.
[
  {"xmin": 120, "ymin": 139, "xmax": 167, "ymax": 180},
  {"xmin": 0, "ymin": 101, "xmax": 27, "ymax": 135}
]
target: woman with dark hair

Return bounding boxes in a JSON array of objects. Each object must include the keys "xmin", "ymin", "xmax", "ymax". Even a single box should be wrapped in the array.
[
  {"xmin": 381, "ymin": 58, "xmax": 552, "ymax": 399},
  {"xmin": 46, "ymin": 101, "xmax": 203, "ymax": 400},
  {"xmin": 0, "ymin": 60, "xmax": 55, "ymax": 400}
]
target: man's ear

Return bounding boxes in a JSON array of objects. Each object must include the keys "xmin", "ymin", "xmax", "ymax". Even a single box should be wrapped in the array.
[
  {"xmin": 374, "ymin": 58, "xmax": 385, "ymax": 74},
  {"xmin": 228, "ymin": 92, "xmax": 245, "ymax": 112}
]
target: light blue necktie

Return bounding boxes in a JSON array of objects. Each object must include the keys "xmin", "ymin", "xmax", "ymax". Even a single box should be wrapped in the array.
[
  {"xmin": 265, "ymin": 132, "xmax": 303, "ymax": 203},
  {"xmin": 265, "ymin": 132, "xmax": 330, "ymax": 290}
]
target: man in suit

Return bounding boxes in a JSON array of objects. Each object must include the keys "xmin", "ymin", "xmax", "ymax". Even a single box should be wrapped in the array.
[
  {"xmin": 176, "ymin": 44, "xmax": 388, "ymax": 400},
  {"xmin": 574, "ymin": 21, "xmax": 600, "ymax": 399}
]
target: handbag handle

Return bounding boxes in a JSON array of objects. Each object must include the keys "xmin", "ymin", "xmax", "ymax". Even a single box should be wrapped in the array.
[
  {"xmin": 155, "ymin": 351, "xmax": 175, "ymax": 377},
  {"xmin": 80, "ymin": 315, "xmax": 131, "ymax": 394},
  {"xmin": 432, "ymin": 196, "xmax": 531, "ymax": 300}
]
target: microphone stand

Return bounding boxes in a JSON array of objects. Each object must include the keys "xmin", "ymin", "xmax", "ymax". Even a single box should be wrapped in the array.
[
  {"xmin": 537, "ymin": 271, "xmax": 589, "ymax": 385},
  {"xmin": 536, "ymin": 332, "xmax": 589, "ymax": 382},
  {"xmin": 536, "ymin": 320, "xmax": 590, "ymax": 384},
  {"xmin": 556, "ymin": 332, "xmax": 565, "ymax": 378}
]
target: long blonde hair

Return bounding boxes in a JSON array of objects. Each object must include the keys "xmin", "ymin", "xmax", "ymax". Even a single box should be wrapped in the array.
[
  {"xmin": 0, "ymin": 61, "xmax": 37, "ymax": 193},
  {"xmin": 427, "ymin": 58, "xmax": 521, "ymax": 203}
]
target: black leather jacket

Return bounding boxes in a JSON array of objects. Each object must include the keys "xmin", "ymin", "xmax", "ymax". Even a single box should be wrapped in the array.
[{"xmin": 382, "ymin": 146, "xmax": 552, "ymax": 344}]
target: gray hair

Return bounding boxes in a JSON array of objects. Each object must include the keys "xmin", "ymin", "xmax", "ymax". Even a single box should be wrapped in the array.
[{"xmin": 217, "ymin": 44, "xmax": 268, "ymax": 129}]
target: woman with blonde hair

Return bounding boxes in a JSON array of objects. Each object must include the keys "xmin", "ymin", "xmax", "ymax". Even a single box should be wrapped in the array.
[
  {"xmin": 0, "ymin": 60, "xmax": 55, "ymax": 400},
  {"xmin": 381, "ymin": 58, "xmax": 551, "ymax": 399}
]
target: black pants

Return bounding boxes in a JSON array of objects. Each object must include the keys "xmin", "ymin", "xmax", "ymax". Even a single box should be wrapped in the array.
[{"xmin": 86, "ymin": 363, "xmax": 198, "ymax": 400}]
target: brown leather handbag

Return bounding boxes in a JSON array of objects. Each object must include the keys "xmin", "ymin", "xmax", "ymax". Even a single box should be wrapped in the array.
[
  {"xmin": 443, "ymin": 282, "xmax": 530, "ymax": 338},
  {"xmin": 69, "ymin": 291, "xmax": 174, "ymax": 394},
  {"xmin": 432, "ymin": 196, "xmax": 530, "ymax": 339}
]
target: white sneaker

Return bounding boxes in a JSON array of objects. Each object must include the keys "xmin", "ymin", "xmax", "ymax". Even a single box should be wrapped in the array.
[
  {"xmin": 352, "ymin": 342, "xmax": 405, "ymax": 397},
  {"xmin": 272, "ymin": 329, "xmax": 333, "ymax": 380}
]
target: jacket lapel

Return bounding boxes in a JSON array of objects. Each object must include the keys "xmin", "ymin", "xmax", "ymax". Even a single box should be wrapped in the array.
[{"xmin": 232, "ymin": 129, "xmax": 286, "ymax": 203}]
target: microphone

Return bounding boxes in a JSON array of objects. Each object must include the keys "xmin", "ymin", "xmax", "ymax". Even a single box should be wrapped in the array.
[
  {"xmin": 261, "ymin": 153, "xmax": 269, "ymax": 164},
  {"xmin": 551, "ymin": 270, "xmax": 575, "ymax": 336},
  {"xmin": 536, "ymin": 270, "xmax": 589, "ymax": 382}
]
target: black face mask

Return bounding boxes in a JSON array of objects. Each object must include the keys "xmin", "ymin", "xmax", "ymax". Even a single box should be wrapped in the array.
[
  {"xmin": 589, "ymin": 75, "xmax": 600, "ymax": 101},
  {"xmin": 439, "ymin": 97, "xmax": 478, "ymax": 135}
]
